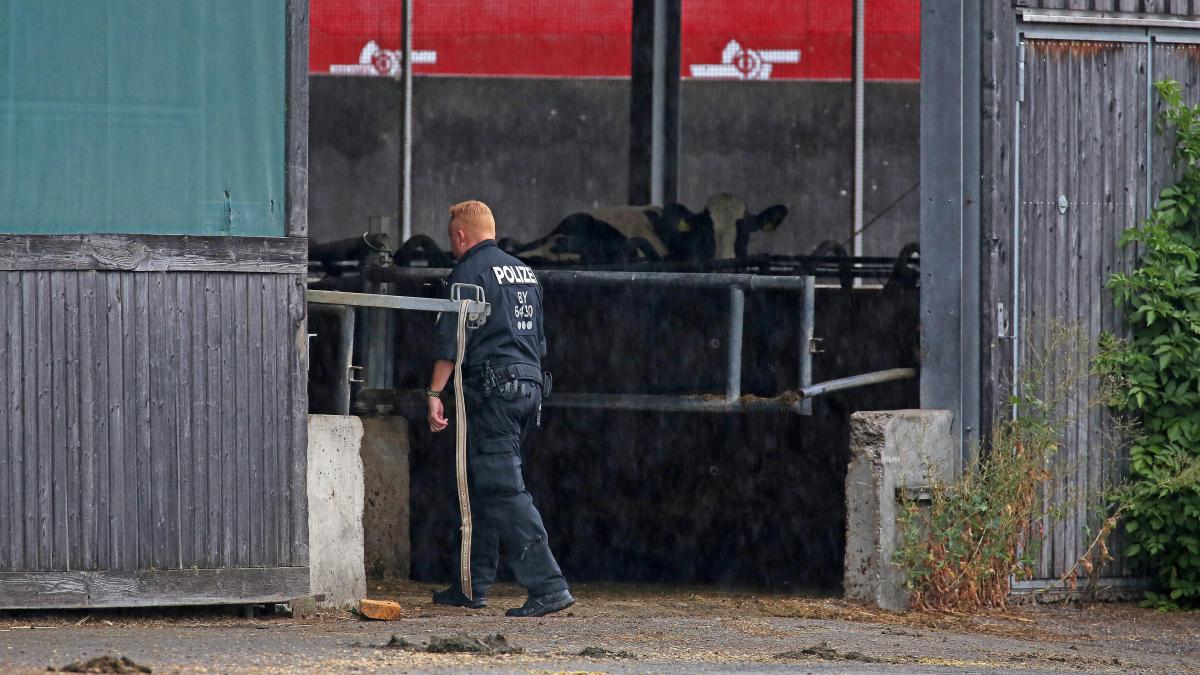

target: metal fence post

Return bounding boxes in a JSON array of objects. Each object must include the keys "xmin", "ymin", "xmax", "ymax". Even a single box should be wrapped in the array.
[{"xmin": 726, "ymin": 286, "xmax": 745, "ymax": 401}]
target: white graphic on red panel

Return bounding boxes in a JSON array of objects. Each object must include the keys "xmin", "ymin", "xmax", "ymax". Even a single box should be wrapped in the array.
[
  {"xmin": 690, "ymin": 40, "xmax": 800, "ymax": 80},
  {"xmin": 329, "ymin": 40, "xmax": 438, "ymax": 76}
]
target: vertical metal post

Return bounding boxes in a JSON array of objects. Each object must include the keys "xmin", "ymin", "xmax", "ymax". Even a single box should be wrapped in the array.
[
  {"xmin": 629, "ymin": 0, "xmax": 680, "ymax": 206},
  {"xmin": 852, "ymin": 0, "xmax": 865, "ymax": 258},
  {"xmin": 725, "ymin": 286, "xmax": 744, "ymax": 402},
  {"xmin": 1146, "ymin": 34, "xmax": 1154, "ymax": 221},
  {"xmin": 799, "ymin": 276, "xmax": 815, "ymax": 416},
  {"xmin": 1011, "ymin": 40, "xmax": 1025, "ymax": 417},
  {"xmin": 400, "ymin": 0, "xmax": 414, "ymax": 243},
  {"xmin": 336, "ymin": 306, "xmax": 356, "ymax": 415}
]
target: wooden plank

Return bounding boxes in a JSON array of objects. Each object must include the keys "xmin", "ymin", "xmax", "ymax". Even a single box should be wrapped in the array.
[
  {"xmin": 979, "ymin": 0, "xmax": 1017, "ymax": 444},
  {"xmin": 79, "ymin": 272, "xmax": 98, "ymax": 570},
  {"xmin": 0, "ymin": 274, "xmax": 10, "ymax": 571},
  {"xmin": 286, "ymin": 0, "xmax": 310, "ymax": 238},
  {"xmin": 0, "ymin": 567, "xmax": 309, "ymax": 609},
  {"xmin": 50, "ymin": 272, "xmax": 70, "ymax": 571},
  {"xmin": 134, "ymin": 273, "xmax": 152, "ymax": 570},
  {"xmin": 1084, "ymin": 45, "xmax": 1105, "ymax": 581},
  {"xmin": 188, "ymin": 274, "xmax": 208, "ymax": 569},
  {"xmin": 0, "ymin": 235, "xmax": 307, "ymax": 274},
  {"xmin": 109, "ymin": 274, "xmax": 131, "ymax": 570},
  {"xmin": 288, "ymin": 275, "xmax": 309, "ymax": 565},
  {"xmin": 64, "ymin": 273, "xmax": 84, "ymax": 570},
  {"xmin": 1054, "ymin": 44, "xmax": 1071, "ymax": 579},
  {"xmin": 221, "ymin": 274, "xmax": 237, "ymax": 567},
  {"xmin": 20, "ymin": 272, "xmax": 37, "ymax": 570},
  {"xmin": 147, "ymin": 272, "xmax": 173, "ymax": 570},
  {"xmin": 1078, "ymin": 45, "xmax": 1094, "ymax": 576},
  {"xmin": 91, "ymin": 272, "xmax": 110, "ymax": 571},
  {"xmin": 1119, "ymin": 0, "xmax": 1143, "ymax": 12},
  {"xmin": 234, "ymin": 275, "xmax": 251, "ymax": 567},
  {"xmin": 177, "ymin": 274, "xmax": 194, "ymax": 568},
  {"xmin": 37, "ymin": 272, "xmax": 54, "ymax": 570},
  {"xmin": 274, "ymin": 275, "xmax": 292, "ymax": 564},
  {"xmin": 205, "ymin": 274, "xmax": 223, "ymax": 569},
  {"xmin": 261, "ymin": 277, "xmax": 281, "ymax": 566},
  {"xmin": 248, "ymin": 276, "xmax": 266, "ymax": 567}
]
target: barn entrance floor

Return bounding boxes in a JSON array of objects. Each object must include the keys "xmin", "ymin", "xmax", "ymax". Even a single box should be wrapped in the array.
[{"xmin": 1, "ymin": 581, "xmax": 1197, "ymax": 673}]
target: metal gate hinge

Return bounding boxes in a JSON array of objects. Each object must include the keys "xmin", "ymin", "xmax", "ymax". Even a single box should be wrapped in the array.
[
  {"xmin": 809, "ymin": 337, "xmax": 825, "ymax": 354},
  {"xmin": 348, "ymin": 365, "xmax": 366, "ymax": 384},
  {"xmin": 997, "ymin": 302, "xmax": 1015, "ymax": 340}
]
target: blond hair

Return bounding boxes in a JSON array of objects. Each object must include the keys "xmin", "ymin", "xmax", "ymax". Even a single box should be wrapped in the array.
[{"xmin": 448, "ymin": 200, "xmax": 496, "ymax": 239}]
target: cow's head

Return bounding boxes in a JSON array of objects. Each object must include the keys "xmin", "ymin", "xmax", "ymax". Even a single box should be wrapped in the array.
[{"xmin": 661, "ymin": 194, "xmax": 788, "ymax": 259}]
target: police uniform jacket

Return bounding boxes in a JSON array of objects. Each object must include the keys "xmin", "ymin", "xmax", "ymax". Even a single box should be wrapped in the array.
[{"xmin": 433, "ymin": 239, "xmax": 546, "ymax": 383}]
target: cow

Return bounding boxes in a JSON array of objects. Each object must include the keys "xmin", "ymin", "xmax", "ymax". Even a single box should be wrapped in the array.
[{"xmin": 501, "ymin": 193, "xmax": 788, "ymax": 265}]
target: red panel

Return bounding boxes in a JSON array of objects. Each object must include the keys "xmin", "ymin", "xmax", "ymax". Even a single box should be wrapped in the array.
[{"xmin": 309, "ymin": 0, "xmax": 919, "ymax": 81}]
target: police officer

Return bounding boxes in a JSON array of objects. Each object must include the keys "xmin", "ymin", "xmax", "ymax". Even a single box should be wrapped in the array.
[{"xmin": 426, "ymin": 200, "xmax": 575, "ymax": 617}]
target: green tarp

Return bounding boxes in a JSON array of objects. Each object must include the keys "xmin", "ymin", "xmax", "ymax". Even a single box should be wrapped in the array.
[{"xmin": 0, "ymin": 1, "xmax": 286, "ymax": 236}]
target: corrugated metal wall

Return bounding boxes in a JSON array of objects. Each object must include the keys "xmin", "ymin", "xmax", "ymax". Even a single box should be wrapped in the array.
[
  {"xmin": 1016, "ymin": 40, "xmax": 1147, "ymax": 579},
  {"xmin": 0, "ymin": 271, "xmax": 308, "ymax": 573},
  {"xmin": 1017, "ymin": 0, "xmax": 1200, "ymax": 15}
]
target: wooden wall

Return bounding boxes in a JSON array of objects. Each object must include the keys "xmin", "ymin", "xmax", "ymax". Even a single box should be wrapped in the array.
[
  {"xmin": 1016, "ymin": 40, "xmax": 1147, "ymax": 580},
  {"xmin": 1016, "ymin": 0, "xmax": 1200, "ymax": 14},
  {"xmin": 0, "ymin": 238, "xmax": 310, "ymax": 608},
  {"xmin": 979, "ymin": 4, "xmax": 1200, "ymax": 586}
]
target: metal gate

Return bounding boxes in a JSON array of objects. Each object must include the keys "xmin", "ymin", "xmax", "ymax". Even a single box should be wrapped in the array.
[{"xmin": 1010, "ymin": 25, "xmax": 1200, "ymax": 586}]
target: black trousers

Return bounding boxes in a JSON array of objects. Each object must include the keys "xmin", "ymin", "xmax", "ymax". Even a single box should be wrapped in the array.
[{"xmin": 454, "ymin": 382, "xmax": 567, "ymax": 599}]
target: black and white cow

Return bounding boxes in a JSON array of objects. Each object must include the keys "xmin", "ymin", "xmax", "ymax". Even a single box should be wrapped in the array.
[{"xmin": 502, "ymin": 193, "xmax": 788, "ymax": 265}]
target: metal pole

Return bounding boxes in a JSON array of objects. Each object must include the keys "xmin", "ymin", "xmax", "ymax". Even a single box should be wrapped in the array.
[
  {"xmin": 799, "ymin": 368, "xmax": 917, "ymax": 398},
  {"xmin": 400, "ymin": 0, "xmax": 413, "ymax": 243},
  {"xmin": 1011, "ymin": 41, "xmax": 1025, "ymax": 417},
  {"xmin": 852, "ymin": 0, "xmax": 865, "ymax": 259},
  {"xmin": 651, "ymin": 0, "xmax": 666, "ymax": 206},
  {"xmin": 726, "ymin": 287, "xmax": 744, "ymax": 401},
  {"xmin": 365, "ymin": 265, "xmax": 813, "ymax": 291},
  {"xmin": 799, "ymin": 277, "xmax": 815, "ymax": 415},
  {"xmin": 336, "ymin": 305, "xmax": 356, "ymax": 415}
]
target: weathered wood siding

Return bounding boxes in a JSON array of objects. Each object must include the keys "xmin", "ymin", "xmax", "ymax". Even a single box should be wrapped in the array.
[
  {"xmin": 1016, "ymin": 0, "xmax": 1200, "ymax": 14},
  {"xmin": 980, "ymin": 2, "xmax": 1200, "ymax": 583},
  {"xmin": 0, "ymin": 271, "xmax": 308, "ymax": 576},
  {"xmin": 1017, "ymin": 40, "xmax": 1147, "ymax": 579}
]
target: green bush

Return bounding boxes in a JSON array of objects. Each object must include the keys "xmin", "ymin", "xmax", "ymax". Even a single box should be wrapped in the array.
[{"xmin": 1099, "ymin": 79, "xmax": 1200, "ymax": 609}]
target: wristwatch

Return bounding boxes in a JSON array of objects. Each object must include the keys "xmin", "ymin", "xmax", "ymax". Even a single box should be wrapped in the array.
[{"xmin": 424, "ymin": 388, "xmax": 441, "ymax": 399}]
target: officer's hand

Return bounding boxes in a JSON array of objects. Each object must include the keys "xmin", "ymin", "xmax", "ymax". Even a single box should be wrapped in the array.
[{"xmin": 428, "ymin": 396, "xmax": 448, "ymax": 433}]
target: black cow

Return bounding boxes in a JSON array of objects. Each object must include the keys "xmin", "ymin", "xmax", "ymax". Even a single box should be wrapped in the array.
[{"xmin": 502, "ymin": 193, "xmax": 788, "ymax": 265}]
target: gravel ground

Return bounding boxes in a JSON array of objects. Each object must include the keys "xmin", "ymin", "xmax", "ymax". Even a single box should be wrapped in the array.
[{"xmin": 0, "ymin": 581, "xmax": 1196, "ymax": 673}]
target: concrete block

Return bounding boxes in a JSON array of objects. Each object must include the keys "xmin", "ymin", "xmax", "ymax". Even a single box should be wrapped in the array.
[
  {"xmin": 360, "ymin": 416, "xmax": 411, "ymax": 580},
  {"xmin": 308, "ymin": 415, "xmax": 366, "ymax": 610},
  {"xmin": 844, "ymin": 409, "xmax": 955, "ymax": 612}
]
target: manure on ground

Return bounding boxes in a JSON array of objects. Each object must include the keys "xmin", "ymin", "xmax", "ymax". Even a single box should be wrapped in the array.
[{"xmin": 51, "ymin": 654, "xmax": 152, "ymax": 673}]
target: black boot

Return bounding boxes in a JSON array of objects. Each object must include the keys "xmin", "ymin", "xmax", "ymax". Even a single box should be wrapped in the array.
[
  {"xmin": 505, "ymin": 589, "xmax": 574, "ymax": 617},
  {"xmin": 432, "ymin": 587, "xmax": 487, "ymax": 609}
]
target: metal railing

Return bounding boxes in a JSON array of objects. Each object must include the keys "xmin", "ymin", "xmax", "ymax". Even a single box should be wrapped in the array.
[
  {"xmin": 357, "ymin": 266, "xmax": 818, "ymax": 415},
  {"xmin": 309, "ymin": 268, "xmax": 916, "ymax": 417}
]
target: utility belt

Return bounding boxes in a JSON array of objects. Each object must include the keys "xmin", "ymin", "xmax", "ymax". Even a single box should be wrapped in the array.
[{"xmin": 466, "ymin": 361, "xmax": 553, "ymax": 400}]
